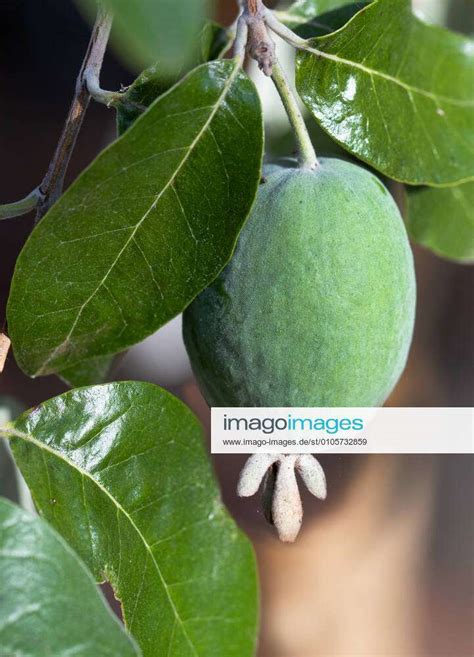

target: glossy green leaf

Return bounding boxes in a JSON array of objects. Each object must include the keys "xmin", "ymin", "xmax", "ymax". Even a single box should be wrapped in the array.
[
  {"xmin": 3, "ymin": 382, "xmax": 258, "ymax": 657},
  {"xmin": 0, "ymin": 498, "xmax": 140, "ymax": 657},
  {"xmin": 117, "ymin": 21, "xmax": 230, "ymax": 134},
  {"xmin": 296, "ymin": 0, "xmax": 474, "ymax": 186},
  {"xmin": 275, "ymin": 0, "xmax": 357, "ymax": 28},
  {"xmin": 77, "ymin": 0, "xmax": 209, "ymax": 75},
  {"xmin": 8, "ymin": 60, "xmax": 263, "ymax": 378},
  {"xmin": 405, "ymin": 182, "xmax": 474, "ymax": 263},
  {"xmin": 267, "ymin": 4, "xmax": 369, "ymax": 165},
  {"xmin": 293, "ymin": 2, "xmax": 369, "ymax": 38}
]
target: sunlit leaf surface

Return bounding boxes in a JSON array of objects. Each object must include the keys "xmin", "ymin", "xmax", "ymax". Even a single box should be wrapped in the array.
[
  {"xmin": 5, "ymin": 382, "xmax": 258, "ymax": 657},
  {"xmin": 296, "ymin": 0, "xmax": 474, "ymax": 185}
]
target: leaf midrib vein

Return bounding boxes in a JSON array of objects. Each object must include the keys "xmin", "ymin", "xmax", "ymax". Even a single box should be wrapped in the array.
[
  {"xmin": 37, "ymin": 62, "xmax": 240, "ymax": 376},
  {"xmin": 5, "ymin": 427, "xmax": 200, "ymax": 656},
  {"xmin": 304, "ymin": 43, "xmax": 473, "ymax": 108}
]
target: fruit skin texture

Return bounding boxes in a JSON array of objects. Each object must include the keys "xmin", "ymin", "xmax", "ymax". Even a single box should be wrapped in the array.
[{"xmin": 183, "ymin": 158, "xmax": 416, "ymax": 407}]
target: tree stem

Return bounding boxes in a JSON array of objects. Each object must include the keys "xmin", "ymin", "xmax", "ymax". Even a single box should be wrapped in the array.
[
  {"xmin": 36, "ymin": 5, "xmax": 113, "ymax": 220},
  {"xmin": 271, "ymin": 61, "xmax": 318, "ymax": 169}
]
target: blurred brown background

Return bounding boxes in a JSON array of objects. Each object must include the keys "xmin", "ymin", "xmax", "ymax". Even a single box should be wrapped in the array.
[{"xmin": 0, "ymin": 1, "xmax": 473, "ymax": 655}]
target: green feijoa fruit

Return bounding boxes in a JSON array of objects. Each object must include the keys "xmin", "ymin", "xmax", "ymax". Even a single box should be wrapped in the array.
[{"xmin": 184, "ymin": 158, "xmax": 416, "ymax": 407}]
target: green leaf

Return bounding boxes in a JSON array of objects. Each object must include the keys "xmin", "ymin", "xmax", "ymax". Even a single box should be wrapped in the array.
[
  {"xmin": 0, "ymin": 396, "xmax": 26, "ymax": 501},
  {"xmin": 275, "ymin": 0, "xmax": 357, "ymax": 28},
  {"xmin": 296, "ymin": 0, "xmax": 474, "ymax": 186},
  {"xmin": 8, "ymin": 60, "xmax": 263, "ymax": 378},
  {"xmin": 293, "ymin": 2, "xmax": 369, "ymax": 38},
  {"xmin": 0, "ymin": 439, "xmax": 18, "ymax": 502},
  {"xmin": 0, "ymin": 498, "xmax": 140, "ymax": 657},
  {"xmin": 200, "ymin": 20, "xmax": 233, "ymax": 62},
  {"xmin": 264, "ymin": 5, "xmax": 368, "ymax": 166},
  {"xmin": 59, "ymin": 354, "xmax": 115, "ymax": 388},
  {"xmin": 405, "ymin": 182, "xmax": 474, "ymax": 263},
  {"xmin": 4, "ymin": 382, "xmax": 258, "ymax": 657},
  {"xmin": 117, "ymin": 64, "xmax": 175, "ymax": 136},
  {"xmin": 77, "ymin": 0, "xmax": 209, "ymax": 75},
  {"xmin": 37, "ymin": 33, "xmax": 234, "ymax": 389},
  {"xmin": 117, "ymin": 21, "xmax": 230, "ymax": 135}
]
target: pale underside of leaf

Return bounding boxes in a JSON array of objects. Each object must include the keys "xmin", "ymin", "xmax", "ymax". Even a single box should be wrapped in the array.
[{"xmin": 405, "ymin": 181, "xmax": 474, "ymax": 262}]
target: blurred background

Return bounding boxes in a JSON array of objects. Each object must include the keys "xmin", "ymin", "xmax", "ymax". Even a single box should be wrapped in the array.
[{"xmin": 0, "ymin": 1, "xmax": 473, "ymax": 655}]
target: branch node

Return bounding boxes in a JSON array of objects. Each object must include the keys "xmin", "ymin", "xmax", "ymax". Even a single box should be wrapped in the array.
[
  {"xmin": 238, "ymin": 0, "xmax": 276, "ymax": 76},
  {"xmin": 247, "ymin": 16, "xmax": 276, "ymax": 76}
]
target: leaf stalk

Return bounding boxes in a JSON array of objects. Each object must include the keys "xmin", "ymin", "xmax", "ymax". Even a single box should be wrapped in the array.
[{"xmin": 263, "ymin": 9, "xmax": 309, "ymax": 49}]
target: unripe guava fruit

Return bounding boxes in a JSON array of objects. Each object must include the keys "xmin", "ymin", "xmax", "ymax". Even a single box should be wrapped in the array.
[{"xmin": 183, "ymin": 159, "xmax": 416, "ymax": 407}]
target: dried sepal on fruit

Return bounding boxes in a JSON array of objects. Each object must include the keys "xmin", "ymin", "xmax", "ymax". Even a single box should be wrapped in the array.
[{"xmin": 238, "ymin": 453, "xmax": 327, "ymax": 542}]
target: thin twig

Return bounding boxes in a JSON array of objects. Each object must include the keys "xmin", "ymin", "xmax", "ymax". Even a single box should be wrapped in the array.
[
  {"xmin": 234, "ymin": 17, "xmax": 249, "ymax": 60},
  {"xmin": 36, "ymin": 5, "xmax": 113, "ymax": 220},
  {"xmin": 84, "ymin": 73, "xmax": 122, "ymax": 107},
  {"xmin": 0, "ymin": 188, "xmax": 43, "ymax": 221},
  {"xmin": 83, "ymin": 13, "xmax": 123, "ymax": 109}
]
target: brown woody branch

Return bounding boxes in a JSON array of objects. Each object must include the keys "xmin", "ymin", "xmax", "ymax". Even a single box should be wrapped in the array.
[{"xmin": 36, "ymin": 5, "xmax": 113, "ymax": 220}]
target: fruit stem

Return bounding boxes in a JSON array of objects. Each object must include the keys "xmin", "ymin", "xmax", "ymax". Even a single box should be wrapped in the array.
[{"xmin": 271, "ymin": 61, "xmax": 318, "ymax": 170}]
